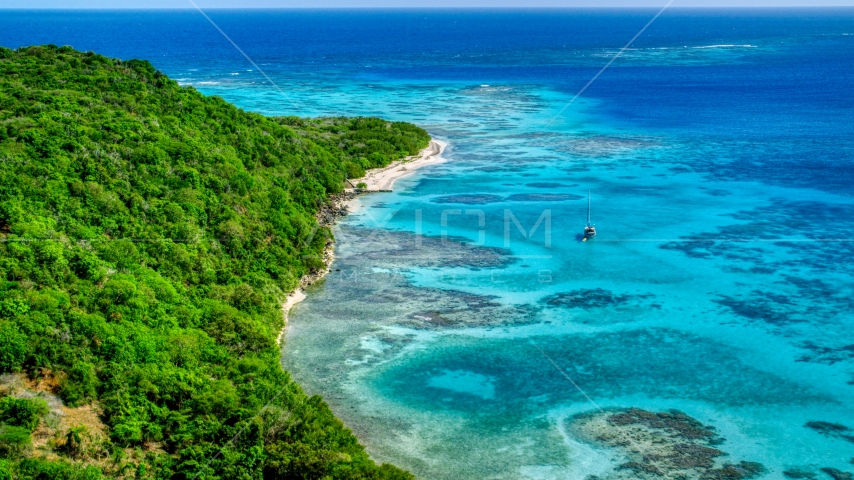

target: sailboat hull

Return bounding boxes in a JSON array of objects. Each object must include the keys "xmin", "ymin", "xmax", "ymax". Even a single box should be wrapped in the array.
[
  {"xmin": 583, "ymin": 191, "xmax": 595, "ymax": 241},
  {"xmin": 583, "ymin": 226, "xmax": 596, "ymax": 241}
]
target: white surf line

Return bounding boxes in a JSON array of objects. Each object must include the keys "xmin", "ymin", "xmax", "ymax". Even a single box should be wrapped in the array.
[
  {"xmin": 188, "ymin": 0, "xmax": 305, "ymax": 115},
  {"xmin": 551, "ymin": 0, "xmax": 676, "ymax": 121}
]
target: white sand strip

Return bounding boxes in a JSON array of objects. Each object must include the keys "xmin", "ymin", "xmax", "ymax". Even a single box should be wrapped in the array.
[
  {"xmin": 277, "ymin": 289, "xmax": 306, "ymax": 346},
  {"xmin": 347, "ymin": 138, "xmax": 447, "ymax": 213},
  {"xmin": 353, "ymin": 139, "xmax": 447, "ymax": 191}
]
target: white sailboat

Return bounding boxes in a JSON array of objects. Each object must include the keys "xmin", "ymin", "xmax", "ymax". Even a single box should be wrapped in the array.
[{"xmin": 583, "ymin": 190, "xmax": 596, "ymax": 242}]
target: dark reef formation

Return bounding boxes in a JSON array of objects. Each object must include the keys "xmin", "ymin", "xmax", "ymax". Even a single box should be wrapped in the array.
[
  {"xmin": 340, "ymin": 225, "xmax": 513, "ymax": 269},
  {"xmin": 572, "ymin": 408, "xmax": 764, "ymax": 480},
  {"xmin": 311, "ymin": 225, "xmax": 537, "ymax": 333},
  {"xmin": 526, "ymin": 182, "xmax": 579, "ymax": 188},
  {"xmin": 783, "ymin": 468, "xmax": 819, "ymax": 479},
  {"xmin": 431, "ymin": 194, "xmax": 504, "ymax": 204},
  {"xmin": 543, "ymin": 288, "xmax": 655, "ymax": 310},
  {"xmin": 430, "ymin": 192, "xmax": 585, "ymax": 204},
  {"xmin": 784, "ymin": 468, "xmax": 854, "ymax": 480},
  {"xmin": 805, "ymin": 421, "xmax": 854, "ymax": 444},
  {"xmin": 505, "ymin": 193, "xmax": 583, "ymax": 201},
  {"xmin": 821, "ymin": 468, "xmax": 854, "ymax": 480}
]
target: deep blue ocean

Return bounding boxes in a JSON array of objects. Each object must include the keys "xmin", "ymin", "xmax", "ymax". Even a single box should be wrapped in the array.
[{"xmin": 3, "ymin": 8, "xmax": 854, "ymax": 479}]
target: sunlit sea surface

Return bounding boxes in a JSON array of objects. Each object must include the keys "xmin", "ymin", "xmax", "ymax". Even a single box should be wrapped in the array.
[{"xmin": 4, "ymin": 9, "xmax": 854, "ymax": 479}]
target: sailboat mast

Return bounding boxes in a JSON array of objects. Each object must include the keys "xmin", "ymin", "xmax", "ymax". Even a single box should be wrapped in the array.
[{"xmin": 587, "ymin": 190, "xmax": 591, "ymax": 225}]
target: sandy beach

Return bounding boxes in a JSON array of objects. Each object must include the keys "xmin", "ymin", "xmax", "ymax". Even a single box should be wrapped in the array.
[
  {"xmin": 346, "ymin": 138, "xmax": 447, "ymax": 213},
  {"xmin": 354, "ymin": 139, "xmax": 446, "ymax": 191},
  {"xmin": 277, "ymin": 289, "xmax": 306, "ymax": 346},
  {"xmin": 279, "ymin": 138, "xmax": 446, "ymax": 344}
]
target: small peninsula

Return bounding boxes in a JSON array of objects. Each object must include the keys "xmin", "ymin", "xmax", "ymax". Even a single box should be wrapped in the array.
[{"xmin": 0, "ymin": 45, "xmax": 427, "ymax": 479}]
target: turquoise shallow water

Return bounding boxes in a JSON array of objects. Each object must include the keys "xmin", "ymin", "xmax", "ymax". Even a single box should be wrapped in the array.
[
  {"xmin": 272, "ymin": 24, "xmax": 853, "ymax": 478},
  {"xmin": 279, "ymin": 78, "xmax": 854, "ymax": 477},
  {"xmin": 4, "ymin": 8, "xmax": 853, "ymax": 478}
]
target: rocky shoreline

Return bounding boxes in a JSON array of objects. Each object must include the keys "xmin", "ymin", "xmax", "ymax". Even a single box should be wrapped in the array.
[
  {"xmin": 275, "ymin": 190, "xmax": 356, "ymax": 346},
  {"xmin": 278, "ymin": 138, "xmax": 445, "ymax": 344},
  {"xmin": 299, "ymin": 191, "xmax": 358, "ymax": 287}
]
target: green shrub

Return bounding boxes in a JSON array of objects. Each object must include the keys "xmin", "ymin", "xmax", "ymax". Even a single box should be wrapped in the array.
[
  {"xmin": 344, "ymin": 162, "xmax": 365, "ymax": 179},
  {"xmin": 0, "ymin": 425, "xmax": 32, "ymax": 457},
  {"xmin": 0, "ymin": 397, "xmax": 49, "ymax": 431},
  {"xmin": 0, "ymin": 459, "xmax": 12, "ymax": 480},
  {"xmin": 15, "ymin": 458, "xmax": 105, "ymax": 480},
  {"xmin": 61, "ymin": 426, "xmax": 86, "ymax": 459},
  {"xmin": 0, "ymin": 323, "xmax": 27, "ymax": 373},
  {"xmin": 58, "ymin": 363, "xmax": 99, "ymax": 407}
]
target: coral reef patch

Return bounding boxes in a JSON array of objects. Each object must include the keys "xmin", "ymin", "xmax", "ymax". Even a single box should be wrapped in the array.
[
  {"xmin": 431, "ymin": 193, "xmax": 583, "ymax": 203},
  {"xmin": 543, "ymin": 288, "xmax": 654, "ymax": 309},
  {"xmin": 821, "ymin": 468, "xmax": 854, "ymax": 480},
  {"xmin": 805, "ymin": 421, "xmax": 854, "ymax": 444},
  {"xmin": 505, "ymin": 193, "xmax": 583, "ymax": 202},
  {"xmin": 783, "ymin": 468, "xmax": 819, "ymax": 479},
  {"xmin": 526, "ymin": 182, "xmax": 578, "ymax": 188},
  {"xmin": 431, "ymin": 194, "xmax": 504, "ymax": 204},
  {"xmin": 339, "ymin": 225, "xmax": 512, "ymax": 269},
  {"xmin": 571, "ymin": 408, "xmax": 764, "ymax": 480},
  {"xmin": 797, "ymin": 343, "xmax": 854, "ymax": 366}
]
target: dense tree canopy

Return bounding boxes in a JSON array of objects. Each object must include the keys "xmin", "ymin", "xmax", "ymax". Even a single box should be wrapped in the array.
[{"xmin": 0, "ymin": 45, "xmax": 428, "ymax": 479}]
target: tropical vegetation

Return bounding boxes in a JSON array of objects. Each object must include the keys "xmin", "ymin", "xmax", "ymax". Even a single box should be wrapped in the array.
[{"xmin": 0, "ymin": 44, "xmax": 428, "ymax": 479}]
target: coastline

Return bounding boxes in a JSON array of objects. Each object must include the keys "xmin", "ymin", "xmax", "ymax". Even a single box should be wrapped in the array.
[
  {"xmin": 277, "ymin": 138, "xmax": 447, "ymax": 345},
  {"xmin": 276, "ymin": 289, "xmax": 306, "ymax": 346},
  {"xmin": 346, "ymin": 138, "xmax": 447, "ymax": 214},
  {"xmin": 353, "ymin": 139, "xmax": 447, "ymax": 191}
]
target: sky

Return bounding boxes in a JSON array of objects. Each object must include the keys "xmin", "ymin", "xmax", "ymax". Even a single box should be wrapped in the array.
[{"xmin": 2, "ymin": 0, "xmax": 853, "ymax": 8}]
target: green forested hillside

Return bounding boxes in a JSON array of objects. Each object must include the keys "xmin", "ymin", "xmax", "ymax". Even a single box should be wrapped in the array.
[{"xmin": 0, "ymin": 45, "xmax": 428, "ymax": 479}]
